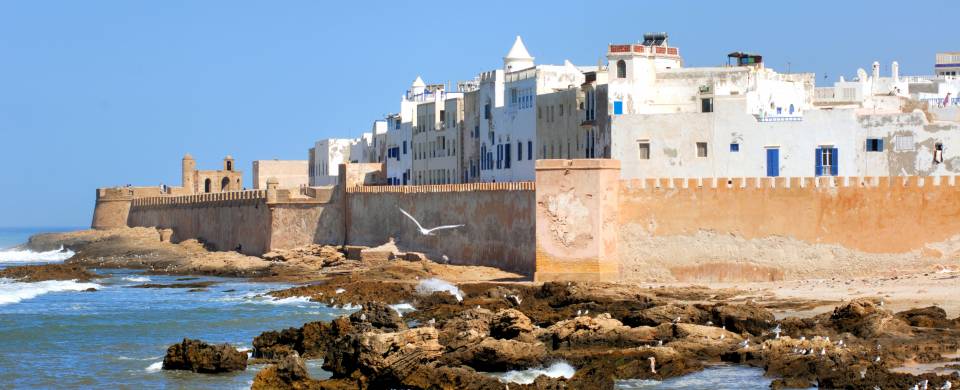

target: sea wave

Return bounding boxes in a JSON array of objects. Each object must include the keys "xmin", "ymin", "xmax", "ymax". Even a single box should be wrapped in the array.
[
  {"xmin": 0, "ymin": 245, "xmax": 75, "ymax": 264},
  {"xmin": 0, "ymin": 278, "xmax": 101, "ymax": 305},
  {"xmin": 145, "ymin": 361, "xmax": 163, "ymax": 372},
  {"xmin": 416, "ymin": 278, "xmax": 463, "ymax": 302},
  {"xmin": 121, "ymin": 276, "xmax": 151, "ymax": 283},
  {"xmin": 493, "ymin": 361, "xmax": 576, "ymax": 384}
]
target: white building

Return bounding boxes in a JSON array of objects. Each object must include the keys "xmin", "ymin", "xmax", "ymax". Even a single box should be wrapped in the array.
[
  {"xmin": 475, "ymin": 36, "xmax": 586, "ymax": 183},
  {"xmin": 307, "ymin": 34, "xmax": 960, "ymax": 186},
  {"xmin": 309, "ymin": 139, "xmax": 353, "ymax": 186}
]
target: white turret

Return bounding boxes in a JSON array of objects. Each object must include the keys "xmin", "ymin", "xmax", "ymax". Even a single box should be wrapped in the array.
[
  {"xmin": 411, "ymin": 75, "xmax": 426, "ymax": 95},
  {"xmin": 503, "ymin": 36, "xmax": 535, "ymax": 72},
  {"xmin": 872, "ymin": 61, "xmax": 880, "ymax": 81},
  {"xmin": 891, "ymin": 61, "xmax": 899, "ymax": 82}
]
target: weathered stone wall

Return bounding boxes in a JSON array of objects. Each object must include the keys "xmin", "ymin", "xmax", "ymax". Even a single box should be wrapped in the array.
[
  {"xmin": 91, "ymin": 189, "xmax": 133, "ymax": 230},
  {"xmin": 618, "ymin": 175, "xmax": 960, "ymax": 281},
  {"xmin": 534, "ymin": 160, "xmax": 621, "ymax": 281},
  {"xmin": 346, "ymin": 183, "xmax": 536, "ymax": 276},
  {"xmin": 127, "ymin": 192, "xmax": 272, "ymax": 255}
]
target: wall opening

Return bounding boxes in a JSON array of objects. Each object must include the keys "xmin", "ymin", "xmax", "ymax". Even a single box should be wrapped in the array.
[
  {"xmin": 221, "ymin": 177, "xmax": 230, "ymax": 191},
  {"xmin": 616, "ymin": 60, "xmax": 626, "ymax": 78},
  {"xmin": 204, "ymin": 179, "xmax": 212, "ymax": 193}
]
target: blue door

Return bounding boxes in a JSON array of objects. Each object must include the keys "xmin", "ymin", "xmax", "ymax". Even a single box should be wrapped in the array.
[{"xmin": 766, "ymin": 148, "xmax": 780, "ymax": 177}]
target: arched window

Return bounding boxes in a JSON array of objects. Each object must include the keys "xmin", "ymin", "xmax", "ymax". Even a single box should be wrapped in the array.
[
  {"xmin": 204, "ymin": 178, "xmax": 212, "ymax": 193},
  {"xmin": 226, "ymin": 161, "xmax": 233, "ymax": 171},
  {"xmin": 616, "ymin": 60, "xmax": 627, "ymax": 78},
  {"xmin": 789, "ymin": 104, "xmax": 795, "ymax": 114},
  {"xmin": 221, "ymin": 177, "xmax": 230, "ymax": 191}
]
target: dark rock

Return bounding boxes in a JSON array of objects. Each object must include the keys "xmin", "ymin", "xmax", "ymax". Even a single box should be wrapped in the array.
[
  {"xmin": 129, "ymin": 281, "xmax": 218, "ymax": 289},
  {"xmin": 710, "ymin": 303, "xmax": 776, "ymax": 336},
  {"xmin": 162, "ymin": 338, "xmax": 247, "ymax": 373},
  {"xmin": 349, "ymin": 301, "xmax": 406, "ymax": 331},
  {"xmin": 623, "ymin": 304, "xmax": 710, "ymax": 327},
  {"xmin": 440, "ymin": 337, "xmax": 546, "ymax": 372},
  {"xmin": 829, "ymin": 298, "xmax": 911, "ymax": 338},
  {"xmin": 490, "ymin": 309, "xmax": 534, "ymax": 340},
  {"xmin": 896, "ymin": 306, "xmax": 954, "ymax": 328},
  {"xmin": 0, "ymin": 263, "xmax": 97, "ymax": 282}
]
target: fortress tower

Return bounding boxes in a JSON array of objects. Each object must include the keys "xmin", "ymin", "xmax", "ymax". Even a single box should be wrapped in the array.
[
  {"xmin": 224, "ymin": 155, "xmax": 235, "ymax": 172},
  {"xmin": 182, "ymin": 153, "xmax": 196, "ymax": 193}
]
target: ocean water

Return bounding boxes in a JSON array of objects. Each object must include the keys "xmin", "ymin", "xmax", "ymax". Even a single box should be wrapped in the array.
[
  {"xmin": 0, "ymin": 230, "xmax": 780, "ymax": 389},
  {"xmin": 614, "ymin": 364, "xmax": 798, "ymax": 389},
  {"xmin": 0, "ymin": 226, "xmax": 78, "ymax": 250},
  {"xmin": 0, "ymin": 230, "xmax": 348, "ymax": 389}
]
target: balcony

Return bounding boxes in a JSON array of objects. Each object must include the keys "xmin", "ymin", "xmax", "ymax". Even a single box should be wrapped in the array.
[{"xmin": 754, "ymin": 115, "xmax": 803, "ymax": 123}]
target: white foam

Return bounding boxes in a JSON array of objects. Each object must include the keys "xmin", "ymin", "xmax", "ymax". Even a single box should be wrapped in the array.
[
  {"xmin": 121, "ymin": 276, "xmax": 151, "ymax": 283},
  {"xmin": 335, "ymin": 288, "xmax": 346, "ymax": 294},
  {"xmin": 494, "ymin": 361, "xmax": 576, "ymax": 384},
  {"xmin": 0, "ymin": 245, "xmax": 75, "ymax": 264},
  {"xmin": 0, "ymin": 278, "xmax": 101, "ymax": 305},
  {"xmin": 145, "ymin": 361, "xmax": 163, "ymax": 372},
  {"xmin": 416, "ymin": 278, "xmax": 463, "ymax": 302},
  {"xmin": 264, "ymin": 296, "xmax": 314, "ymax": 305},
  {"xmin": 389, "ymin": 303, "xmax": 416, "ymax": 317}
]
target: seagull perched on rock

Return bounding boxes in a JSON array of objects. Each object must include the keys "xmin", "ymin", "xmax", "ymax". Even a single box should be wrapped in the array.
[
  {"xmin": 506, "ymin": 295, "xmax": 522, "ymax": 306},
  {"xmin": 399, "ymin": 207, "xmax": 464, "ymax": 236},
  {"xmin": 941, "ymin": 380, "xmax": 952, "ymax": 389},
  {"xmin": 772, "ymin": 323, "xmax": 782, "ymax": 339}
]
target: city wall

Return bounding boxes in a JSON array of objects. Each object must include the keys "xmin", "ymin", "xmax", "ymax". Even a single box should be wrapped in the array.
[
  {"xmin": 346, "ymin": 183, "xmax": 536, "ymax": 275},
  {"xmin": 126, "ymin": 191, "xmax": 273, "ymax": 255},
  {"xmin": 93, "ymin": 159, "xmax": 960, "ymax": 282}
]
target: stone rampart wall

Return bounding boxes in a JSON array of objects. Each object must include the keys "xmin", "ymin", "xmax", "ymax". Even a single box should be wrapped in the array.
[
  {"xmin": 127, "ymin": 190, "xmax": 272, "ymax": 255},
  {"xmin": 347, "ymin": 182, "xmax": 536, "ymax": 276}
]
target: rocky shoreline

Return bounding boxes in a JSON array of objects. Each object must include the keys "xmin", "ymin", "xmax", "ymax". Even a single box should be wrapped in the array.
[
  {"xmin": 12, "ymin": 227, "xmax": 960, "ymax": 389},
  {"xmin": 246, "ymin": 275, "xmax": 960, "ymax": 389}
]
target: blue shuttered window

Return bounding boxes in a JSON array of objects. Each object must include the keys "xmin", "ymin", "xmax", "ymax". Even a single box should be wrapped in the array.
[{"xmin": 613, "ymin": 101, "xmax": 623, "ymax": 115}]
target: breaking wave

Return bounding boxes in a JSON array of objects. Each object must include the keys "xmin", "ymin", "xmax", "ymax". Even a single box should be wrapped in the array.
[
  {"xmin": 121, "ymin": 276, "xmax": 151, "ymax": 283},
  {"xmin": 416, "ymin": 278, "xmax": 463, "ymax": 302},
  {"xmin": 494, "ymin": 361, "xmax": 576, "ymax": 384},
  {"xmin": 0, "ymin": 278, "xmax": 101, "ymax": 305},
  {"xmin": 145, "ymin": 361, "xmax": 163, "ymax": 372},
  {"xmin": 0, "ymin": 245, "xmax": 75, "ymax": 264}
]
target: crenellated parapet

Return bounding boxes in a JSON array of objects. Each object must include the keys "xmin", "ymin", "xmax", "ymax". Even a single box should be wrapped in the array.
[
  {"xmin": 130, "ymin": 190, "xmax": 267, "ymax": 208},
  {"xmin": 346, "ymin": 181, "xmax": 534, "ymax": 194},
  {"xmin": 621, "ymin": 175, "xmax": 960, "ymax": 191}
]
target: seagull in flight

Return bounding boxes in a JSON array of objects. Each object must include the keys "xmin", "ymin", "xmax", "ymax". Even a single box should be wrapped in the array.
[{"xmin": 399, "ymin": 207, "xmax": 464, "ymax": 235}]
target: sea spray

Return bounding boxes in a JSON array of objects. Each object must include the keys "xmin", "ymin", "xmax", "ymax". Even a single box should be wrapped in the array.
[
  {"xmin": 494, "ymin": 361, "xmax": 576, "ymax": 384},
  {"xmin": 389, "ymin": 302, "xmax": 416, "ymax": 317},
  {"xmin": 0, "ymin": 278, "xmax": 101, "ymax": 305},
  {"xmin": 416, "ymin": 278, "xmax": 463, "ymax": 302},
  {"xmin": 0, "ymin": 245, "xmax": 75, "ymax": 264}
]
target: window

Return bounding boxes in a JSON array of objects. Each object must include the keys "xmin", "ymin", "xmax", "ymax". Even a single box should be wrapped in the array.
[
  {"xmin": 730, "ymin": 143, "xmax": 739, "ymax": 152},
  {"xmin": 696, "ymin": 142, "xmax": 708, "ymax": 158},
  {"xmin": 505, "ymin": 143, "xmax": 512, "ymax": 169},
  {"xmin": 616, "ymin": 60, "xmax": 626, "ymax": 78},
  {"xmin": 403, "ymin": 141, "xmax": 407, "ymax": 154},
  {"xmin": 935, "ymin": 143, "xmax": 944, "ymax": 164},
  {"xmin": 484, "ymin": 103, "xmax": 491, "ymax": 119},
  {"xmin": 559, "ymin": 104, "xmax": 564, "ymax": 116},
  {"xmin": 866, "ymin": 138, "xmax": 883, "ymax": 152},
  {"xmin": 638, "ymin": 142, "xmax": 650, "ymax": 160},
  {"xmin": 517, "ymin": 142, "xmax": 522, "ymax": 161},
  {"xmin": 895, "ymin": 135, "xmax": 914, "ymax": 151},
  {"xmin": 701, "ymin": 98, "xmax": 713, "ymax": 113},
  {"xmin": 816, "ymin": 147, "xmax": 838, "ymax": 176},
  {"xmin": 789, "ymin": 104, "xmax": 795, "ymax": 115},
  {"xmin": 613, "ymin": 101, "xmax": 623, "ymax": 115}
]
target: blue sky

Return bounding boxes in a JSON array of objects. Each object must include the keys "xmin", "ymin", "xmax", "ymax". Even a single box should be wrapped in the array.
[{"xmin": 1, "ymin": 0, "xmax": 957, "ymax": 227}]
